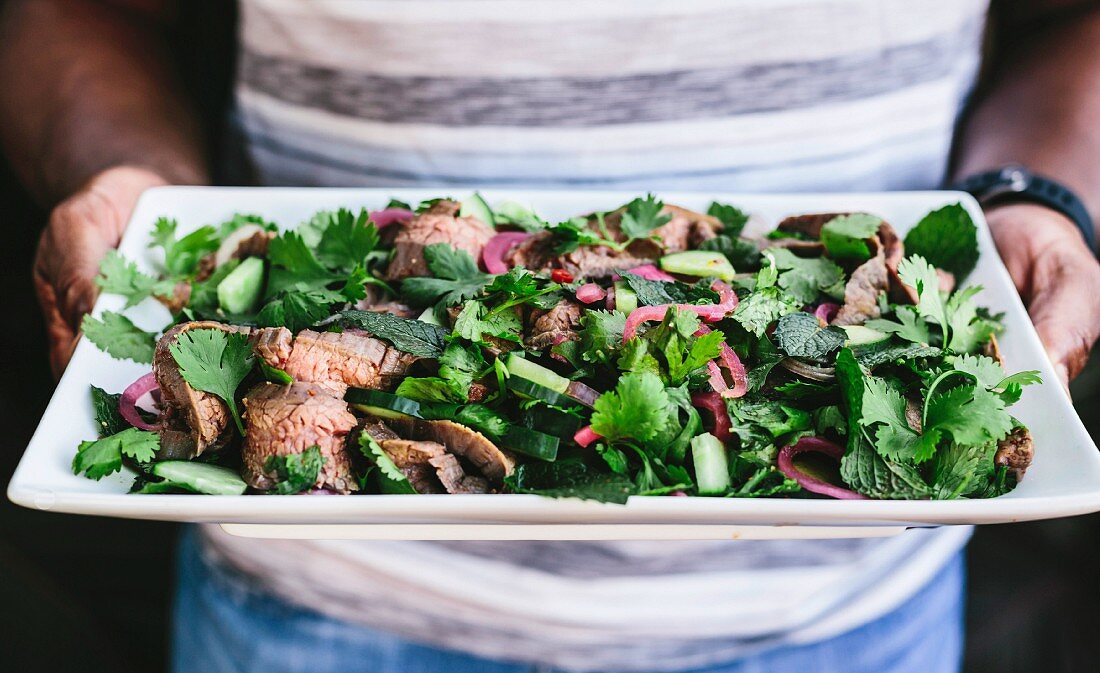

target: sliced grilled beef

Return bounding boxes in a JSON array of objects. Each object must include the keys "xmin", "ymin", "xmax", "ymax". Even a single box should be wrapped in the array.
[
  {"xmin": 385, "ymin": 417, "xmax": 515, "ymax": 484},
  {"xmin": 428, "ymin": 453, "xmax": 490, "ymax": 494},
  {"xmin": 833, "ymin": 246, "xmax": 888, "ymax": 326},
  {"xmin": 241, "ymin": 382, "xmax": 358, "ymax": 493},
  {"xmin": 355, "ymin": 284, "xmax": 418, "ymax": 318},
  {"xmin": 384, "ymin": 199, "xmax": 495, "ymax": 280},
  {"xmin": 526, "ymin": 299, "xmax": 583, "ymax": 350},
  {"xmin": 777, "ymin": 212, "xmax": 846, "ymax": 239},
  {"xmin": 996, "ymin": 426, "xmax": 1034, "ymax": 480},
  {"xmin": 251, "ymin": 327, "xmax": 417, "ymax": 395},
  {"xmin": 359, "ymin": 418, "xmax": 490, "ymax": 493},
  {"xmin": 154, "ymin": 321, "xmax": 252, "ymax": 458}
]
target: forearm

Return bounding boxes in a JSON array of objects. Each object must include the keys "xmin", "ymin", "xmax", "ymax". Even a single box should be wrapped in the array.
[
  {"xmin": 0, "ymin": 0, "xmax": 208, "ymax": 206},
  {"xmin": 953, "ymin": 5, "xmax": 1100, "ymax": 227}
]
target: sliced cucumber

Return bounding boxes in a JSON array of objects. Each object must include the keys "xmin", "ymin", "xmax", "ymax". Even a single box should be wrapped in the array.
[
  {"xmin": 345, "ymin": 388, "xmax": 422, "ymax": 419},
  {"xmin": 151, "ymin": 461, "xmax": 248, "ymax": 495},
  {"xmin": 508, "ymin": 377, "xmax": 574, "ymax": 407},
  {"xmin": 459, "ymin": 192, "xmax": 495, "ymax": 226},
  {"xmin": 493, "ymin": 200, "xmax": 541, "ymax": 228},
  {"xmin": 217, "ymin": 256, "xmax": 265, "ymax": 314},
  {"xmin": 659, "ymin": 251, "xmax": 736, "ymax": 281},
  {"xmin": 841, "ymin": 325, "xmax": 889, "ymax": 346},
  {"xmin": 520, "ymin": 405, "xmax": 584, "ymax": 439},
  {"xmin": 691, "ymin": 433, "xmax": 731, "ymax": 496},
  {"xmin": 504, "ymin": 353, "xmax": 570, "ymax": 394},
  {"xmin": 613, "ymin": 280, "xmax": 638, "ymax": 314},
  {"xmin": 500, "ymin": 427, "xmax": 560, "ymax": 461},
  {"xmin": 417, "ymin": 306, "xmax": 443, "ymax": 326}
]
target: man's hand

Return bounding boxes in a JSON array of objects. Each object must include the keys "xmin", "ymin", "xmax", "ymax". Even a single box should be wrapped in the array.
[
  {"xmin": 35, "ymin": 166, "xmax": 168, "ymax": 376},
  {"xmin": 986, "ymin": 203, "xmax": 1100, "ymax": 388}
]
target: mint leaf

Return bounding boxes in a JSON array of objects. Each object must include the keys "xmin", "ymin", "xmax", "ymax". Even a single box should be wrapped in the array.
[
  {"xmin": 904, "ymin": 204, "xmax": 978, "ymax": 281},
  {"xmin": 265, "ymin": 445, "xmax": 325, "ymax": 494},
  {"xmin": 840, "ymin": 435, "xmax": 932, "ymax": 499},
  {"xmin": 617, "ymin": 272, "xmax": 719, "ymax": 307},
  {"xmin": 820, "ymin": 214, "xmax": 882, "ymax": 261},
  {"xmin": 168, "ymin": 329, "xmax": 255, "ymax": 434},
  {"xmin": 699, "ymin": 234, "xmax": 761, "ymax": 270},
  {"xmin": 932, "ymin": 441, "xmax": 994, "ymax": 499},
  {"xmin": 773, "ymin": 312, "xmax": 846, "ymax": 361},
  {"xmin": 81, "ymin": 311, "xmax": 156, "ymax": 363},
  {"xmin": 90, "ymin": 385, "xmax": 127, "ymax": 437},
  {"xmin": 337, "ymin": 310, "xmax": 448, "ymax": 357}
]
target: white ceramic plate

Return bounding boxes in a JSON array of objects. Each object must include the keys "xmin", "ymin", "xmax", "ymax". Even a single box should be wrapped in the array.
[{"xmin": 9, "ymin": 188, "xmax": 1100, "ymax": 540}]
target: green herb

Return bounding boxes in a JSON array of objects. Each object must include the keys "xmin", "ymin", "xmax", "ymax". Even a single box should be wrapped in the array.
[
  {"xmin": 707, "ymin": 201, "xmax": 750, "ymax": 236},
  {"xmin": 773, "ymin": 312, "xmax": 846, "ymax": 361},
  {"xmin": 338, "ymin": 310, "xmax": 448, "ymax": 357},
  {"xmin": 839, "ymin": 435, "xmax": 932, "ymax": 499},
  {"xmin": 820, "ymin": 213, "xmax": 883, "ymax": 261},
  {"xmin": 731, "ymin": 288, "xmax": 800, "ymax": 337},
  {"xmin": 313, "ymin": 208, "xmax": 380, "ymax": 271},
  {"xmin": 396, "ymin": 342, "xmax": 484, "ymax": 403},
  {"xmin": 168, "ymin": 329, "xmax": 255, "ymax": 434},
  {"xmin": 904, "ymin": 204, "xmax": 979, "ymax": 281},
  {"xmin": 765, "ymin": 247, "xmax": 845, "ymax": 304},
  {"xmin": 401, "ymin": 244, "xmax": 491, "ymax": 307},
  {"xmin": 617, "ymin": 272, "xmax": 719, "ymax": 307},
  {"xmin": 257, "ymin": 288, "xmax": 342, "ymax": 333},
  {"xmin": 865, "ymin": 306, "xmax": 932, "ymax": 345},
  {"xmin": 150, "ymin": 217, "xmax": 219, "ymax": 277},
  {"xmin": 90, "ymin": 385, "xmax": 127, "ymax": 437},
  {"xmin": 81, "ymin": 311, "xmax": 157, "ymax": 363},
  {"xmin": 95, "ymin": 250, "xmax": 177, "ymax": 307},
  {"xmin": 620, "ymin": 193, "xmax": 672, "ymax": 240},
  {"xmin": 264, "ymin": 445, "xmax": 325, "ymax": 494},
  {"xmin": 896, "ymin": 255, "xmax": 950, "ymax": 345},
  {"xmin": 453, "ymin": 300, "xmax": 522, "ymax": 343},
  {"xmin": 73, "ymin": 427, "xmax": 159, "ymax": 480},
  {"xmin": 591, "ymin": 371, "xmax": 674, "ymax": 443},
  {"xmin": 699, "ymin": 235, "xmax": 761, "ymax": 270},
  {"xmin": 358, "ymin": 434, "xmax": 417, "ymax": 494},
  {"xmin": 506, "ymin": 458, "xmax": 635, "ymax": 504},
  {"xmin": 575, "ymin": 310, "xmax": 627, "ymax": 365}
]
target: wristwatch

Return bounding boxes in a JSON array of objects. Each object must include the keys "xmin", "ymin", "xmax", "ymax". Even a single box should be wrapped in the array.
[{"xmin": 951, "ymin": 165, "xmax": 1097, "ymax": 254}]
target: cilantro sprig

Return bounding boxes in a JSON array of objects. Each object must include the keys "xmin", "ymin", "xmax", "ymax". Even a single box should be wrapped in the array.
[{"xmin": 168, "ymin": 329, "xmax": 255, "ymax": 434}]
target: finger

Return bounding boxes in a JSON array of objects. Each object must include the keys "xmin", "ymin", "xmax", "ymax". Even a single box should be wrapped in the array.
[{"xmin": 1026, "ymin": 254, "xmax": 1100, "ymax": 384}]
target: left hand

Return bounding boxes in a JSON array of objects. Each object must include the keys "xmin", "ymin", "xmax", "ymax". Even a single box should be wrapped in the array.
[{"xmin": 985, "ymin": 203, "xmax": 1100, "ymax": 388}]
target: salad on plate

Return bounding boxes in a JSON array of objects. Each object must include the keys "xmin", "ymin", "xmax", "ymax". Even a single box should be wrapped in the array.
[{"xmin": 71, "ymin": 194, "xmax": 1040, "ymax": 503}]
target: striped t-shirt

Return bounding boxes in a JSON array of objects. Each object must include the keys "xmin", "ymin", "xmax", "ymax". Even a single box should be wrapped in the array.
[{"xmin": 208, "ymin": 1, "xmax": 989, "ymax": 670}]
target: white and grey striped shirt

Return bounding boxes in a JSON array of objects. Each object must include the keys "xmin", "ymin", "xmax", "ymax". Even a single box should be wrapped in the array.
[{"xmin": 207, "ymin": 0, "xmax": 988, "ymax": 669}]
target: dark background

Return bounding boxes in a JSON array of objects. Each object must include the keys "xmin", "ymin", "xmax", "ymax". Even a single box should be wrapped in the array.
[{"xmin": 2, "ymin": 3, "xmax": 1099, "ymax": 672}]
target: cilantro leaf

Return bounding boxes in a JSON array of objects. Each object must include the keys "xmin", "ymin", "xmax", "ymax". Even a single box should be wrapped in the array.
[
  {"xmin": 950, "ymin": 354, "xmax": 1006, "ymax": 389},
  {"xmin": 401, "ymin": 244, "xmax": 491, "ymax": 307},
  {"xmin": 264, "ymin": 445, "xmax": 324, "ymax": 494},
  {"xmin": 96, "ymin": 251, "xmax": 176, "ymax": 307},
  {"xmin": 357, "ymin": 434, "xmax": 417, "ymax": 494},
  {"xmin": 168, "ymin": 329, "xmax": 255, "ymax": 434},
  {"xmin": 925, "ymin": 384, "xmax": 1014, "ymax": 447},
  {"xmin": 453, "ymin": 300, "xmax": 522, "ymax": 343},
  {"xmin": 81, "ymin": 311, "xmax": 157, "ymax": 363},
  {"xmin": 314, "ymin": 208, "xmax": 380, "ymax": 271},
  {"xmin": 773, "ymin": 312, "xmax": 846, "ymax": 361},
  {"xmin": 766, "ymin": 248, "xmax": 845, "ymax": 304},
  {"xmin": 732, "ymin": 287, "xmax": 800, "ymax": 336},
  {"xmin": 620, "ymin": 194, "xmax": 672, "ymax": 240},
  {"xmin": 865, "ymin": 306, "xmax": 932, "ymax": 344},
  {"xmin": 150, "ymin": 217, "xmax": 219, "ymax": 277},
  {"xmin": 858, "ymin": 376, "xmax": 939, "ymax": 462},
  {"xmin": 576, "ymin": 309, "xmax": 627, "ymax": 365},
  {"xmin": 338, "ymin": 310, "xmax": 448, "ymax": 357},
  {"xmin": 945, "ymin": 285, "xmax": 997, "ymax": 353},
  {"xmin": 904, "ymin": 204, "xmax": 979, "ymax": 281},
  {"xmin": 396, "ymin": 341, "xmax": 484, "ymax": 403},
  {"xmin": 590, "ymin": 371, "xmax": 673, "ymax": 443},
  {"xmin": 72, "ymin": 427, "xmax": 160, "ymax": 480},
  {"xmin": 746, "ymin": 337, "xmax": 785, "ymax": 392},
  {"xmin": 897, "ymin": 255, "xmax": 949, "ymax": 345},
  {"xmin": 265, "ymin": 231, "xmax": 335, "ymax": 297},
  {"xmin": 707, "ymin": 201, "xmax": 750, "ymax": 236},
  {"xmin": 820, "ymin": 214, "xmax": 883, "ymax": 261}
]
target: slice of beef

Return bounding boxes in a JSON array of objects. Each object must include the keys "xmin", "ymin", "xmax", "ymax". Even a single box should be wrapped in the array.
[
  {"xmin": 428, "ymin": 453, "xmax": 490, "ymax": 494},
  {"xmin": 377, "ymin": 439, "xmax": 448, "ymax": 494},
  {"xmin": 241, "ymin": 382, "xmax": 358, "ymax": 493},
  {"xmin": 251, "ymin": 327, "xmax": 417, "ymax": 395},
  {"xmin": 525, "ymin": 299, "xmax": 583, "ymax": 350},
  {"xmin": 384, "ymin": 417, "xmax": 516, "ymax": 484},
  {"xmin": 384, "ymin": 199, "xmax": 495, "ymax": 280},
  {"xmin": 355, "ymin": 284, "xmax": 418, "ymax": 319},
  {"xmin": 832, "ymin": 246, "xmax": 888, "ymax": 326},
  {"xmin": 996, "ymin": 426, "xmax": 1034, "ymax": 480},
  {"xmin": 154, "ymin": 321, "xmax": 252, "ymax": 458},
  {"xmin": 777, "ymin": 213, "xmax": 846, "ymax": 239}
]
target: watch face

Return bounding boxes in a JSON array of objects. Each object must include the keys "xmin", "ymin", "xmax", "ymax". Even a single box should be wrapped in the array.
[{"xmin": 999, "ymin": 166, "xmax": 1031, "ymax": 193}]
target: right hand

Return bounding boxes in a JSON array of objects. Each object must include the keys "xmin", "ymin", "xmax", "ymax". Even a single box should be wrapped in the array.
[{"xmin": 34, "ymin": 166, "xmax": 168, "ymax": 376}]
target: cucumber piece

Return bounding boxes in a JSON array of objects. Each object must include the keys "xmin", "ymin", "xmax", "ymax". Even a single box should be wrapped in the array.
[
  {"xmin": 659, "ymin": 251, "xmax": 736, "ymax": 281},
  {"xmin": 500, "ymin": 427, "xmax": 559, "ymax": 461},
  {"xmin": 504, "ymin": 353, "xmax": 569, "ymax": 394},
  {"xmin": 346, "ymin": 388, "xmax": 422, "ymax": 419},
  {"xmin": 841, "ymin": 325, "xmax": 889, "ymax": 346},
  {"xmin": 151, "ymin": 461, "xmax": 248, "ymax": 495},
  {"xmin": 459, "ymin": 192, "xmax": 495, "ymax": 226},
  {"xmin": 520, "ymin": 405, "xmax": 584, "ymax": 439},
  {"xmin": 613, "ymin": 280, "xmax": 638, "ymax": 314},
  {"xmin": 493, "ymin": 200, "xmax": 541, "ymax": 228},
  {"xmin": 217, "ymin": 256, "xmax": 265, "ymax": 314},
  {"xmin": 417, "ymin": 306, "xmax": 443, "ymax": 326},
  {"xmin": 508, "ymin": 377, "xmax": 574, "ymax": 407},
  {"xmin": 691, "ymin": 433, "xmax": 731, "ymax": 495}
]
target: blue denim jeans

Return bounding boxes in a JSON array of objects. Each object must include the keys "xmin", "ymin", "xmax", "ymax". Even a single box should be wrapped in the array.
[{"xmin": 171, "ymin": 527, "xmax": 964, "ymax": 673}]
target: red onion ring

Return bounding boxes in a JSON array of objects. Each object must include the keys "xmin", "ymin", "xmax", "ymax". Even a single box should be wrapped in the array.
[
  {"xmin": 575, "ymin": 283, "xmax": 607, "ymax": 304},
  {"xmin": 573, "ymin": 425, "xmax": 602, "ymax": 448},
  {"xmin": 625, "ymin": 264, "xmax": 676, "ymax": 282},
  {"xmin": 694, "ymin": 325, "xmax": 747, "ymax": 399},
  {"xmin": 621, "ymin": 281, "xmax": 739, "ymax": 340},
  {"xmin": 120, "ymin": 372, "xmax": 160, "ymax": 431},
  {"xmin": 777, "ymin": 437, "xmax": 867, "ymax": 499},
  {"xmin": 482, "ymin": 232, "xmax": 531, "ymax": 274},
  {"xmin": 368, "ymin": 208, "xmax": 414, "ymax": 228},
  {"xmin": 814, "ymin": 302, "xmax": 840, "ymax": 325},
  {"xmin": 565, "ymin": 380, "xmax": 600, "ymax": 408},
  {"xmin": 690, "ymin": 391, "xmax": 732, "ymax": 442}
]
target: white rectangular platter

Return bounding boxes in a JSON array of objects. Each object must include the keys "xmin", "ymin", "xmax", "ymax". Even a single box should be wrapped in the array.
[{"xmin": 9, "ymin": 187, "xmax": 1100, "ymax": 540}]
